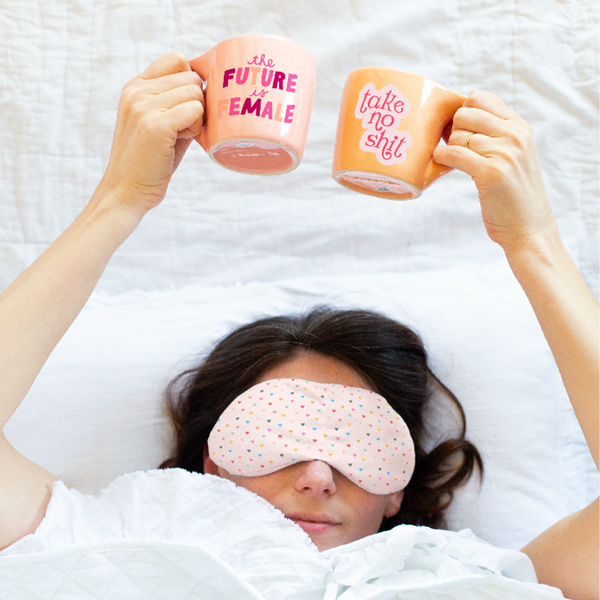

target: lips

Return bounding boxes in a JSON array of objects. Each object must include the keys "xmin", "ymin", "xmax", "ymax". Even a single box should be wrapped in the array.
[{"xmin": 285, "ymin": 512, "xmax": 340, "ymax": 535}]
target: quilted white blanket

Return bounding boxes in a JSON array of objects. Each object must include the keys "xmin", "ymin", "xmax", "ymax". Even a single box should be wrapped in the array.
[
  {"xmin": 0, "ymin": 0, "xmax": 597, "ymax": 297},
  {"xmin": 0, "ymin": 470, "xmax": 565, "ymax": 599}
]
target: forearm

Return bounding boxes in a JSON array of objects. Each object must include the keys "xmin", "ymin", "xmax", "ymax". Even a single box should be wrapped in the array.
[
  {"xmin": 0, "ymin": 51, "xmax": 203, "ymax": 433},
  {"xmin": 0, "ymin": 185, "xmax": 144, "ymax": 428},
  {"xmin": 0, "ymin": 53, "xmax": 203, "ymax": 552},
  {"xmin": 434, "ymin": 92, "xmax": 599, "ymax": 469},
  {"xmin": 504, "ymin": 225, "xmax": 599, "ymax": 468},
  {"xmin": 435, "ymin": 91, "xmax": 599, "ymax": 597}
]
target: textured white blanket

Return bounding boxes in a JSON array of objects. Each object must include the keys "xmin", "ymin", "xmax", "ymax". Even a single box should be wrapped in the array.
[{"xmin": 0, "ymin": 470, "xmax": 565, "ymax": 599}]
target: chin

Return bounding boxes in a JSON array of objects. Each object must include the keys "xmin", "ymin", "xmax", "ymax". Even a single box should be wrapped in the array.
[{"xmin": 309, "ymin": 530, "xmax": 364, "ymax": 552}]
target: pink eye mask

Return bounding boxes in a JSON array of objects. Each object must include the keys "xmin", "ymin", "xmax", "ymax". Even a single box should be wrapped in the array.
[{"xmin": 207, "ymin": 379, "xmax": 415, "ymax": 494}]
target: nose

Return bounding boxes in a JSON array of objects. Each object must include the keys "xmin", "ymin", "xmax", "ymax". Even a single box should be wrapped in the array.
[{"xmin": 294, "ymin": 460, "xmax": 337, "ymax": 496}]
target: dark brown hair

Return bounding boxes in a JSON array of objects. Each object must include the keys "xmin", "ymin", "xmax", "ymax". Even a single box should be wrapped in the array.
[{"xmin": 162, "ymin": 307, "xmax": 483, "ymax": 530}]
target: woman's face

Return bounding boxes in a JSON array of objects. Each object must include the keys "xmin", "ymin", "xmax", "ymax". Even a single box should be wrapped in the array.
[{"xmin": 204, "ymin": 352, "xmax": 404, "ymax": 551}]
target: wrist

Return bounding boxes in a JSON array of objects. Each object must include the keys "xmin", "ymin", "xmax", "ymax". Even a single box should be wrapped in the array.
[
  {"xmin": 502, "ymin": 223, "xmax": 579, "ymax": 298},
  {"xmin": 93, "ymin": 169, "xmax": 168, "ymax": 220},
  {"xmin": 499, "ymin": 218, "xmax": 564, "ymax": 269},
  {"xmin": 89, "ymin": 178, "xmax": 153, "ymax": 226},
  {"xmin": 71, "ymin": 183, "xmax": 148, "ymax": 253}
]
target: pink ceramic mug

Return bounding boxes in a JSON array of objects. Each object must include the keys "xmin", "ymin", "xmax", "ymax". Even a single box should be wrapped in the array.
[{"xmin": 189, "ymin": 35, "xmax": 316, "ymax": 175}]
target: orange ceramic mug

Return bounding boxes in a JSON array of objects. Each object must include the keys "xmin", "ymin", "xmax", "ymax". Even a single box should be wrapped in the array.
[
  {"xmin": 332, "ymin": 68, "xmax": 466, "ymax": 199},
  {"xmin": 189, "ymin": 35, "xmax": 316, "ymax": 175}
]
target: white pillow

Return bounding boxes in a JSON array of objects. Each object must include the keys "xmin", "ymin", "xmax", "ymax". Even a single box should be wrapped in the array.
[{"xmin": 5, "ymin": 260, "xmax": 597, "ymax": 550}]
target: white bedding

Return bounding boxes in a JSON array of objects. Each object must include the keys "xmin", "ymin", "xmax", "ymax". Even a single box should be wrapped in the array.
[
  {"xmin": 0, "ymin": 469, "xmax": 564, "ymax": 600},
  {"xmin": 0, "ymin": 0, "xmax": 598, "ymax": 595},
  {"xmin": 5, "ymin": 263, "xmax": 598, "ymax": 552}
]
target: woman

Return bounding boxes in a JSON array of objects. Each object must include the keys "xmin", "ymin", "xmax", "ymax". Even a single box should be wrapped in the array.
[
  {"xmin": 161, "ymin": 306, "xmax": 484, "ymax": 547},
  {"xmin": 0, "ymin": 53, "xmax": 597, "ymax": 599}
]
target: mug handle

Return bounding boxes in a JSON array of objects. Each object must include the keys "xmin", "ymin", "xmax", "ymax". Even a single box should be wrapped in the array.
[
  {"xmin": 422, "ymin": 93, "xmax": 467, "ymax": 188},
  {"xmin": 188, "ymin": 52, "xmax": 212, "ymax": 150},
  {"xmin": 188, "ymin": 52, "xmax": 210, "ymax": 80}
]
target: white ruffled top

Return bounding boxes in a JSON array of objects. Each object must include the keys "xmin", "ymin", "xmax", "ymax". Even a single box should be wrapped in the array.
[{"xmin": 0, "ymin": 469, "xmax": 565, "ymax": 599}]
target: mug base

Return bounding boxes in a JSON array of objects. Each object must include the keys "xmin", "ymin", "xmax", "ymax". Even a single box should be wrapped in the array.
[
  {"xmin": 333, "ymin": 170, "xmax": 421, "ymax": 200},
  {"xmin": 210, "ymin": 139, "xmax": 299, "ymax": 175}
]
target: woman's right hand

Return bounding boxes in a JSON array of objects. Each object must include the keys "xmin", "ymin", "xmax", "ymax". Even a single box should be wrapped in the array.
[
  {"xmin": 0, "ymin": 53, "xmax": 205, "ymax": 551},
  {"xmin": 99, "ymin": 52, "xmax": 205, "ymax": 217}
]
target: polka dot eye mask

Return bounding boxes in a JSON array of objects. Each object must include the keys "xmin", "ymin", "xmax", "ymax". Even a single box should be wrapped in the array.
[{"xmin": 207, "ymin": 379, "xmax": 415, "ymax": 494}]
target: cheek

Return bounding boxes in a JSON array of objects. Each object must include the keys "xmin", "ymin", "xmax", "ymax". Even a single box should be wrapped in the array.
[
  {"xmin": 352, "ymin": 496, "xmax": 390, "ymax": 531},
  {"xmin": 343, "ymin": 487, "xmax": 402, "ymax": 536},
  {"xmin": 217, "ymin": 468, "xmax": 286, "ymax": 502}
]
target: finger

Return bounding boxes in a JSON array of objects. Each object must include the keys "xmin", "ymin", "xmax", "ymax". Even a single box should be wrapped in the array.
[
  {"xmin": 452, "ymin": 106, "xmax": 509, "ymax": 140},
  {"xmin": 138, "ymin": 52, "xmax": 191, "ymax": 80},
  {"xmin": 119, "ymin": 77, "xmax": 204, "ymax": 131},
  {"xmin": 463, "ymin": 91, "xmax": 518, "ymax": 120},
  {"xmin": 173, "ymin": 138, "xmax": 194, "ymax": 171},
  {"xmin": 433, "ymin": 142, "xmax": 487, "ymax": 175},
  {"xmin": 177, "ymin": 127, "xmax": 201, "ymax": 139},
  {"xmin": 164, "ymin": 100, "xmax": 204, "ymax": 139},
  {"xmin": 447, "ymin": 129, "xmax": 487, "ymax": 152},
  {"xmin": 154, "ymin": 81, "xmax": 205, "ymax": 111},
  {"xmin": 140, "ymin": 70, "xmax": 203, "ymax": 95},
  {"xmin": 451, "ymin": 91, "xmax": 523, "ymax": 141}
]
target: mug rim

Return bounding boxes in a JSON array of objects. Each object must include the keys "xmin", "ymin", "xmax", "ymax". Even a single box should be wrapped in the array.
[
  {"xmin": 208, "ymin": 33, "xmax": 315, "ymax": 57},
  {"xmin": 345, "ymin": 66, "xmax": 450, "ymax": 89}
]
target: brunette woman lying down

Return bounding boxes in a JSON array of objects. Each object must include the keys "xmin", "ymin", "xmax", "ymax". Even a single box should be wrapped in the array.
[{"xmin": 0, "ymin": 53, "xmax": 597, "ymax": 600}]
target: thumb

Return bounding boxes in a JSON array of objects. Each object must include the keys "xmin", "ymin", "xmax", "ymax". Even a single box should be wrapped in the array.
[{"xmin": 173, "ymin": 138, "xmax": 194, "ymax": 172}]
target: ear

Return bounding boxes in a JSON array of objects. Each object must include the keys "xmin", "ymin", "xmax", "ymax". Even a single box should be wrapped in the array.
[
  {"xmin": 203, "ymin": 443, "xmax": 221, "ymax": 475},
  {"xmin": 384, "ymin": 490, "xmax": 404, "ymax": 518}
]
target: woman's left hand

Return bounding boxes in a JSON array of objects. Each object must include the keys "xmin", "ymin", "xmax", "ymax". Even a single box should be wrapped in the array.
[{"xmin": 433, "ymin": 92, "xmax": 556, "ymax": 254}]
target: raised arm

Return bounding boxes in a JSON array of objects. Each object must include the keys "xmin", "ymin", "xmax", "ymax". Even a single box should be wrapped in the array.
[
  {"xmin": 434, "ymin": 92, "xmax": 599, "ymax": 600},
  {"xmin": 0, "ymin": 53, "xmax": 204, "ymax": 550}
]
